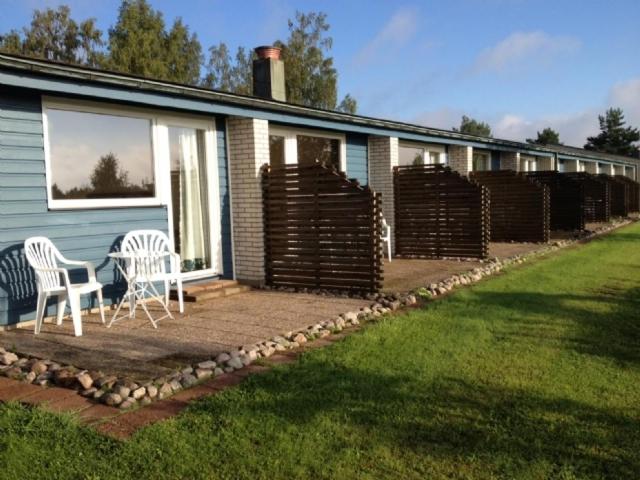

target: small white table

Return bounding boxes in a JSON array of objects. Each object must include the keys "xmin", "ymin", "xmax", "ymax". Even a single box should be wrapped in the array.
[{"xmin": 107, "ymin": 251, "xmax": 174, "ymax": 328}]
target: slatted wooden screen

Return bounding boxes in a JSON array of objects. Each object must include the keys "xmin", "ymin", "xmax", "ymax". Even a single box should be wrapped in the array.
[
  {"xmin": 393, "ymin": 164, "xmax": 489, "ymax": 259},
  {"xmin": 525, "ymin": 172, "xmax": 585, "ymax": 231},
  {"xmin": 565, "ymin": 173, "xmax": 610, "ymax": 222},
  {"xmin": 614, "ymin": 175, "xmax": 640, "ymax": 212},
  {"xmin": 598, "ymin": 175, "xmax": 629, "ymax": 217},
  {"xmin": 470, "ymin": 170, "xmax": 550, "ymax": 242},
  {"xmin": 262, "ymin": 163, "xmax": 383, "ymax": 294}
]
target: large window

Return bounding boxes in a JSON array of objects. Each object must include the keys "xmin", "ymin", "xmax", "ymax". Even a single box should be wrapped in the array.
[
  {"xmin": 268, "ymin": 126, "xmax": 345, "ymax": 171},
  {"xmin": 399, "ymin": 142, "xmax": 446, "ymax": 166},
  {"xmin": 472, "ymin": 152, "xmax": 490, "ymax": 171},
  {"xmin": 44, "ymin": 101, "xmax": 158, "ymax": 208}
]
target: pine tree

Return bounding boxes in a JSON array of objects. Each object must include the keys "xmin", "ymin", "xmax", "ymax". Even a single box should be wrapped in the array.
[
  {"xmin": 526, "ymin": 127, "xmax": 561, "ymax": 145},
  {"xmin": 453, "ymin": 115, "xmax": 492, "ymax": 137},
  {"xmin": 584, "ymin": 108, "xmax": 640, "ymax": 157}
]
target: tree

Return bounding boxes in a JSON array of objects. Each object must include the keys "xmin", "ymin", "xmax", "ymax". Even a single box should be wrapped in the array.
[
  {"xmin": 337, "ymin": 94, "xmax": 357, "ymax": 114},
  {"xmin": 584, "ymin": 108, "xmax": 640, "ymax": 157},
  {"xmin": 203, "ymin": 43, "xmax": 253, "ymax": 95},
  {"xmin": 202, "ymin": 10, "xmax": 356, "ymax": 112},
  {"xmin": 107, "ymin": 0, "xmax": 169, "ymax": 79},
  {"xmin": 164, "ymin": 18, "xmax": 203, "ymax": 85},
  {"xmin": 453, "ymin": 115, "xmax": 492, "ymax": 137},
  {"xmin": 527, "ymin": 127, "xmax": 561, "ymax": 145},
  {"xmin": 107, "ymin": 0, "xmax": 202, "ymax": 84},
  {"xmin": 0, "ymin": 5, "xmax": 104, "ymax": 66},
  {"xmin": 90, "ymin": 153, "xmax": 130, "ymax": 193}
]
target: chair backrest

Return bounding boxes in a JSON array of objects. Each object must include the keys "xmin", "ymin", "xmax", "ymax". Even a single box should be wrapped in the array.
[
  {"xmin": 24, "ymin": 237, "xmax": 63, "ymax": 292},
  {"xmin": 121, "ymin": 230, "xmax": 171, "ymax": 278}
]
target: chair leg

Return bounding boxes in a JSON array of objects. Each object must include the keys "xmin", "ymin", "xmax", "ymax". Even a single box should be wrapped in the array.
[
  {"xmin": 69, "ymin": 293, "xmax": 83, "ymax": 337},
  {"xmin": 96, "ymin": 289, "xmax": 106, "ymax": 324},
  {"xmin": 387, "ymin": 240, "xmax": 392, "ymax": 262},
  {"xmin": 56, "ymin": 295, "xmax": 67, "ymax": 326},
  {"xmin": 164, "ymin": 279, "xmax": 170, "ymax": 307},
  {"xmin": 128, "ymin": 291, "xmax": 136, "ymax": 319},
  {"xmin": 34, "ymin": 293, "xmax": 47, "ymax": 334},
  {"xmin": 176, "ymin": 277, "xmax": 184, "ymax": 314}
]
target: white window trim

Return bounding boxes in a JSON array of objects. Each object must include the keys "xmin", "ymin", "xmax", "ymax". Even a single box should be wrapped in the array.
[
  {"xmin": 42, "ymin": 96, "xmax": 223, "ymax": 278},
  {"xmin": 398, "ymin": 140, "xmax": 447, "ymax": 165},
  {"xmin": 42, "ymin": 97, "xmax": 164, "ymax": 210},
  {"xmin": 269, "ymin": 125, "xmax": 346, "ymax": 172}
]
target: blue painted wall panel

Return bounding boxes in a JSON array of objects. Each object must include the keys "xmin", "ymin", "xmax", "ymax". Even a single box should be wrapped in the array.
[
  {"xmin": 346, "ymin": 133, "xmax": 368, "ymax": 185},
  {"xmin": 216, "ymin": 117, "xmax": 233, "ymax": 279},
  {"xmin": 0, "ymin": 89, "xmax": 233, "ymax": 326}
]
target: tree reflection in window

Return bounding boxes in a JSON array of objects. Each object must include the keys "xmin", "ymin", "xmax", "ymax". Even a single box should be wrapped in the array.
[{"xmin": 297, "ymin": 135, "xmax": 340, "ymax": 169}]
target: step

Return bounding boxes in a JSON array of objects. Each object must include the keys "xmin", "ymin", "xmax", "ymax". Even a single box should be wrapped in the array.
[{"xmin": 170, "ymin": 280, "xmax": 251, "ymax": 303}]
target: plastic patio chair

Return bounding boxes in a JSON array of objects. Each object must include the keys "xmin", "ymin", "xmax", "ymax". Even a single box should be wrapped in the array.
[
  {"xmin": 24, "ymin": 236, "xmax": 105, "ymax": 337},
  {"xmin": 121, "ymin": 230, "xmax": 184, "ymax": 314},
  {"xmin": 381, "ymin": 217, "xmax": 392, "ymax": 262}
]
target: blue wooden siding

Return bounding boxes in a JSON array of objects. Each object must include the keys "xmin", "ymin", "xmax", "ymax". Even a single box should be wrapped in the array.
[
  {"xmin": 0, "ymin": 89, "xmax": 233, "ymax": 326},
  {"xmin": 216, "ymin": 118, "xmax": 233, "ymax": 279},
  {"xmin": 346, "ymin": 133, "xmax": 368, "ymax": 185},
  {"xmin": 491, "ymin": 151, "xmax": 501, "ymax": 170}
]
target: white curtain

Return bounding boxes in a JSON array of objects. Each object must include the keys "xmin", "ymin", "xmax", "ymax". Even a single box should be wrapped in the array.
[{"xmin": 177, "ymin": 129, "xmax": 209, "ymax": 271}]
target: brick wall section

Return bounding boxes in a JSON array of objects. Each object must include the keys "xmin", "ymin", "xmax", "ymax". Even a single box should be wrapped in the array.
[
  {"xmin": 448, "ymin": 145, "xmax": 473, "ymax": 175},
  {"xmin": 368, "ymin": 136, "xmax": 398, "ymax": 254},
  {"xmin": 500, "ymin": 151, "xmax": 520, "ymax": 171},
  {"xmin": 227, "ymin": 117, "xmax": 269, "ymax": 286}
]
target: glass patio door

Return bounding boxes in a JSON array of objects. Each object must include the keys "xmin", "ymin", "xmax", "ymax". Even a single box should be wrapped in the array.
[{"xmin": 167, "ymin": 125, "xmax": 213, "ymax": 276}]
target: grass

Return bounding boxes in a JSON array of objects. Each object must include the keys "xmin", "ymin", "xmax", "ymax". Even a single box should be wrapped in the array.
[{"xmin": 1, "ymin": 224, "xmax": 640, "ymax": 479}]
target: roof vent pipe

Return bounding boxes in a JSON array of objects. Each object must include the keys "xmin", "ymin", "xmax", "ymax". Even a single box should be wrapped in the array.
[{"xmin": 253, "ymin": 45, "xmax": 286, "ymax": 102}]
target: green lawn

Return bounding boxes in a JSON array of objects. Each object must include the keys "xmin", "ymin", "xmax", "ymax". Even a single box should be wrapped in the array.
[{"xmin": 1, "ymin": 224, "xmax": 639, "ymax": 480}]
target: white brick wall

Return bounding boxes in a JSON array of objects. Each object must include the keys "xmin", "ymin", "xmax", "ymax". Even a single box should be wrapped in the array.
[
  {"xmin": 448, "ymin": 145, "xmax": 473, "ymax": 175},
  {"xmin": 500, "ymin": 151, "xmax": 520, "ymax": 171},
  {"xmin": 227, "ymin": 117, "xmax": 269, "ymax": 286},
  {"xmin": 368, "ymin": 136, "xmax": 398, "ymax": 254}
]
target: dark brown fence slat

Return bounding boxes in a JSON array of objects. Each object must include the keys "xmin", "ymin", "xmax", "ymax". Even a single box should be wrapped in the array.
[
  {"xmin": 470, "ymin": 170, "xmax": 550, "ymax": 242},
  {"xmin": 614, "ymin": 175, "xmax": 640, "ymax": 212},
  {"xmin": 394, "ymin": 164, "xmax": 489, "ymax": 259},
  {"xmin": 525, "ymin": 172, "xmax": 584, "ymax": 230},
  {"xmin": 598, "ymin": 174, "xmax": 629, "ymax": 217},
  {"xmin": 564, "ymin": 173, "xmax": 610, "ymax": 222},
  {"xmin": 263, "ymin": 163, "xmax": 383, "ymax": 293}
]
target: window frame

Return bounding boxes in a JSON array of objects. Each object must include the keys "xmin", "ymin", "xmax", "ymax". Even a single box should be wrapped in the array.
[
  {"xmin": 398, "ymin": 140, "xmax": 447, "ymax": 166},
  {"xmin": 269, "ymin": 125, "xmax": 346, "ymax": 172},
  {"xmin": 472, "ymin": 150, "xmax": 491, "ymax": 171},
  {"xmin": 42, "ymin": 97, "xmax": 163, "ymax": 210}
]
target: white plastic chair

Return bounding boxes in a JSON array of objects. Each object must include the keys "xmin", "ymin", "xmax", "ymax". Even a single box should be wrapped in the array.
[
  {"xmin": 121, "ymin": 230, "xmax": 184, "ymax": 314},
  {"xmin": 381, "ymin": 217, "xmax": 392, "ymax": 262},
  {"xmin": 24, "ymin": 237, "xmax": 104, "ymax": 337}
]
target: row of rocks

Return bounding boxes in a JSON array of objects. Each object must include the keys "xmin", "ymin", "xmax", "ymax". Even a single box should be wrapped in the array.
[{"xmin": 0, "ymin": 218, "xmax": 632, "ymax": 409}]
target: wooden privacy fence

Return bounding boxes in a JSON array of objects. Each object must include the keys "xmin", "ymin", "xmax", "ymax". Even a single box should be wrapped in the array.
[
  {"xmin": 394, "ymin": 164, "xmax": 489, "ymax": 259},
  {"xmin": 262, "ymin": 163, "xmax": 383, "ymax": 294},
  {"xmin": 525, "ymin": 172, "xmax": 584, "ymax": 231},
  {"xmin": 565, "ymin": 173, "xmax": 610, "ymax": 222},
  {"xmin": 598, "ymin": 175, "xmax": 629, "ymax": 217},
  {"xmin": 614, "ymin": 175, "xmax": 640, "ymax": 212},
  {"xmin": 470, "ymin": 170, "xmax": 550, "ymax": 242}
]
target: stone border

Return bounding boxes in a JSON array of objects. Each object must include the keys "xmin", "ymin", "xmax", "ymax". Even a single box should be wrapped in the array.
[{"xmin": 0, "ymin": 218, "xmax": 634, "ymax": 410}]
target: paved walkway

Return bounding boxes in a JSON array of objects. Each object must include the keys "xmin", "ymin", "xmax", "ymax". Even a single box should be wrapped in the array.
[{"xmin": 0, "ymin": 291, "xmax": 367, "ymax": 382}]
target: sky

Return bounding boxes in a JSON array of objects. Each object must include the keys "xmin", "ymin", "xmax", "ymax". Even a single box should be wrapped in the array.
[{"xmin": 2, "ymin": 0, "xmax": 640, "ymax": 147}]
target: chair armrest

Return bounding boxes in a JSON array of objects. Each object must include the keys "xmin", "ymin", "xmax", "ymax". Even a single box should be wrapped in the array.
[
  {"xmin": 34, "ymin": 267, "xmax": 72, "ymax": 289},
  {"xmin": 58, "ymin": 259, "xmax": 98, "ymax": 282}
]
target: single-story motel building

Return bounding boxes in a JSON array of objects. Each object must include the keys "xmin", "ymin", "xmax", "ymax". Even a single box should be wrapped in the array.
[{"xmin": 1, "ymin": 50, "xmax": 639, "ymax": 327}]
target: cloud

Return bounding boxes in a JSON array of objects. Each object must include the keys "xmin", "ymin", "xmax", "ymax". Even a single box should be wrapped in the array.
[
  {"xmin": 354, "ymin": 7, "xmax": 419, "ymax": 67},
  {"xmin": 608, "ymin": 77, "xmax": 640, "ymax": 126},
  {"xmin": 410, "ymin": 77, "xmax": 640, "ymax": 147},
  {"xmin": 473, "ymin": 31, "xmax": 581, "ymax": 73}
]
